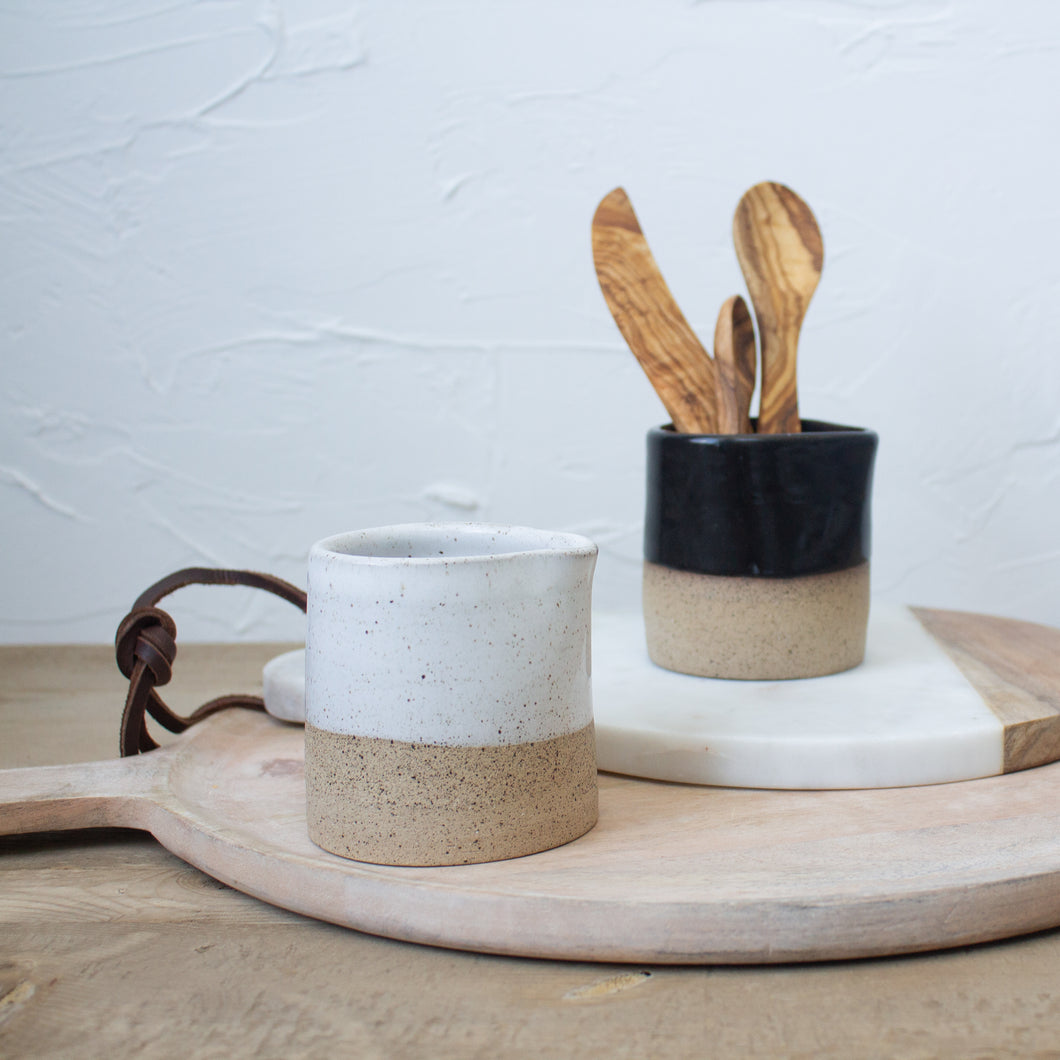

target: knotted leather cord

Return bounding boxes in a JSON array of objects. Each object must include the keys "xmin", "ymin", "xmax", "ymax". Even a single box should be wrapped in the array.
[{"xmin": 115, "ymin": 567, "xmax": 307, "ymax": 757}]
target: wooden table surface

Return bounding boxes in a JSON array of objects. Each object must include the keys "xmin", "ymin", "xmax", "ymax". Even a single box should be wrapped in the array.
[{"xmin": 4, "ymin": 644, "xmax": 1060, "ymax": 1058}]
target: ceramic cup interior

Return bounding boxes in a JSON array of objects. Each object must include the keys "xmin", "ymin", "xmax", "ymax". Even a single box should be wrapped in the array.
[
  {"xmin": 304, "ymin": 522, "xmax": 599, "ymax": 867},
  {"xmin": 643, "ymin": 421, "xmax": 878, "ymax": 680},
  {"xmin": 318, "ymin": 523, "xmax": 597, "ymax": 562}
]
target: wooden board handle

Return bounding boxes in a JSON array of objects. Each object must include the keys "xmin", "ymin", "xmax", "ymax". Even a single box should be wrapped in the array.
[{"xmin": 0, "ymin": 755, "xmax": 162, "ymax": 837}]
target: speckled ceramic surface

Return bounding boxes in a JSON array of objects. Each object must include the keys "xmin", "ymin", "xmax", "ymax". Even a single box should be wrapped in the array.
[
  {"xmin": 304, "ymin": 523, "xmax": 599, "ymax": 866},
  {"xmin": 304, "ymin": 722, "xmax": 598, "ymax": 865},
  {"xmin": 642, "ymin": 560, "xmax": 870, "ymax": 680}
]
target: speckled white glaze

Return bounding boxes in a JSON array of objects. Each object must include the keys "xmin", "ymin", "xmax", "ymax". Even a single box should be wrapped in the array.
[{"xmin": 305, "ymin": 523, "xmax": 597, "ymax": 746}]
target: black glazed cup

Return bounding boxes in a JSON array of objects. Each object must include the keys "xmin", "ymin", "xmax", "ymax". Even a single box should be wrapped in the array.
[{"xmin": 643, "ymin": 420, "xmax": 878, "ymax": 679}]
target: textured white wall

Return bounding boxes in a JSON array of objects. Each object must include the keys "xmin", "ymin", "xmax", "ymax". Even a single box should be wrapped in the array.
[{"xmin": 2, "ymin": 1, "xmax": 1059, "ymax": 643}]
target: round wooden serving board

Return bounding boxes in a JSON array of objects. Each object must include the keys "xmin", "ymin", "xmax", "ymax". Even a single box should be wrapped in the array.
[{"xmin": 6, "ymin": 606, "xmax": 1060, "ymax": 965}]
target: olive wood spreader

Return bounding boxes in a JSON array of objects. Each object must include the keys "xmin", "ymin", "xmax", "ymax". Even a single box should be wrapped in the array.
[
  {"xmin": 712, "ymin": 293, "xmax": 756, "ymax": 434},
  {"xmin": 592, "ymin": 187, "xmax": 716, "ymax": 434},
  {"xmin": 733, "ymin": 181, "xmax": 824, "ymax": 434}
]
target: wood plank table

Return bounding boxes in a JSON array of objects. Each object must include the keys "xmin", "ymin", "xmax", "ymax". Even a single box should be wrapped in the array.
[{"xmin": 4, "ymin": 643, "xmax": 1060, "ymax": 1058}]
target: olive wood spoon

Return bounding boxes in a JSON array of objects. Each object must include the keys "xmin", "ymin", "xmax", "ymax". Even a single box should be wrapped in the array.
[
  {"xmin": 713, "ymin": 294, "xmax": 756, "ymax": 434},
  {"xmin": 592, "ymin": 187, "xmax": 716, "ymax": 434},
  {"xmin": 732, "ymin": 182, "xmax": 823, "ymax": 434}
]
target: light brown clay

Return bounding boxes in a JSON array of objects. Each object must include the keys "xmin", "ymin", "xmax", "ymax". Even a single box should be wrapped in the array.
[
  {"xmin": 642, "ymin": 560, "xmax": 869, "ymax": 679},
  {"xmin": 304, "ymin": 722, "xmax": 598, "ymax": 866}
]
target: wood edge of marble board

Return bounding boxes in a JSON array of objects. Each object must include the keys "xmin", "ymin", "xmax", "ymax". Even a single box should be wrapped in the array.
[{"xmin": 912, "ymin": 606, "xmax": 1060, "ymax": 773}]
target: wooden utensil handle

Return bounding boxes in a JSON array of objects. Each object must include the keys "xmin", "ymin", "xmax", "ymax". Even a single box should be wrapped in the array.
[
  {"xmin": 759, "ymin": 323, "xmax": 803, "ymax": 434},
  {"xmin": 0, "ymin": 755, "xmax": 160, "ymax": 837}
]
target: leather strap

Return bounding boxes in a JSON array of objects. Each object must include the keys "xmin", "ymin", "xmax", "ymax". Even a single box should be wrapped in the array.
[{"xmin": 116, "ymin": 568, "xmax": 307, "ymax": 757}]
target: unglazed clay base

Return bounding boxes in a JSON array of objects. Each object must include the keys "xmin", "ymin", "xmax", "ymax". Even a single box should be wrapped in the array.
[
  {"xmin": 642, "ymin": 560, "xmax": 870, "ymax": 679},
  {"xmin": 305, "ymin": 722, "xmax": 598, "ymax": 866}
]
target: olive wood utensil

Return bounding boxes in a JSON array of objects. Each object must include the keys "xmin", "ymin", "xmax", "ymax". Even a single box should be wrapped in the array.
[
  {"xmin": 732, "ymin": 182, "xmax": 823, "ymax": 434},
  {"xmin": 713, "ymin": 294, "xmax": 756, "ymax": 434},
  {"xmin": 592, "ymin": 187, "xmax": 716, "ymax": 434}
]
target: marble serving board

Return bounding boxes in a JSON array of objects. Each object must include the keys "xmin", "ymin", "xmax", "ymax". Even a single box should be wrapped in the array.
[
  {"xmin": 7, "ymin": 707, "xmax": 1060, "ymax": 963},
  {"xmin": 263, "ymin": 604, "xmax": 1060, "ymax": 790}
]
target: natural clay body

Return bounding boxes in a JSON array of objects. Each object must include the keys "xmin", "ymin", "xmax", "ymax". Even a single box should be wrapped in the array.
[
  {"xmin": 643, "ymin": 561, "xmax": 870, "ymax": 680},
  {"xmin": 305, "ymin": 722, "xmax": 598, "ymax": 866}
]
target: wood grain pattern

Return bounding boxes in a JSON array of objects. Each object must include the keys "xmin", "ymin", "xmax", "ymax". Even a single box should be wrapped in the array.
[
  {"xmin": 10, "ymin": 645, "xmax": 1060, "ymax": 1056},
  {"xmin": 712, "ymin": 294, "xmax": 756, "ymax": 433},
  {"xmin": 732, "ymin": 182, "xmax": 823, "ymax": 434},
  {"xmin": 913, "ymin": 607, "xmax": 1060, "ymax": 772},
  {"xmin": 8, "ymin": 840, "xmax": 1060, "ymax": 1059},
  {"xmin": 592, "ymin": 188, "xmax": 716, "ymax": 433},
  {"xmin": 8, "ymin": 634, "xmax": 1060, "ymax": 965}
]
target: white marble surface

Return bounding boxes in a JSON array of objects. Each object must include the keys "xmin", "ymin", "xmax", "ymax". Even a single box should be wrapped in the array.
[
  {"xmin": 592, "ymin": 605, "xmax": 1002, "ymax": 790},
  {"xmin": 264, "ymin": 602, "xmax": 1004, "ymax": 790},
  {"xmin": 262, "ymin": 649, "xmax": 306, "ymax": 725}
]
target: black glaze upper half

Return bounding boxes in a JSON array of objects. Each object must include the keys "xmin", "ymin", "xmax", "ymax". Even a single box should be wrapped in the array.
[{"xmin": 644, "ymin": 420, "xmax": 878, "ymax": 578}]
